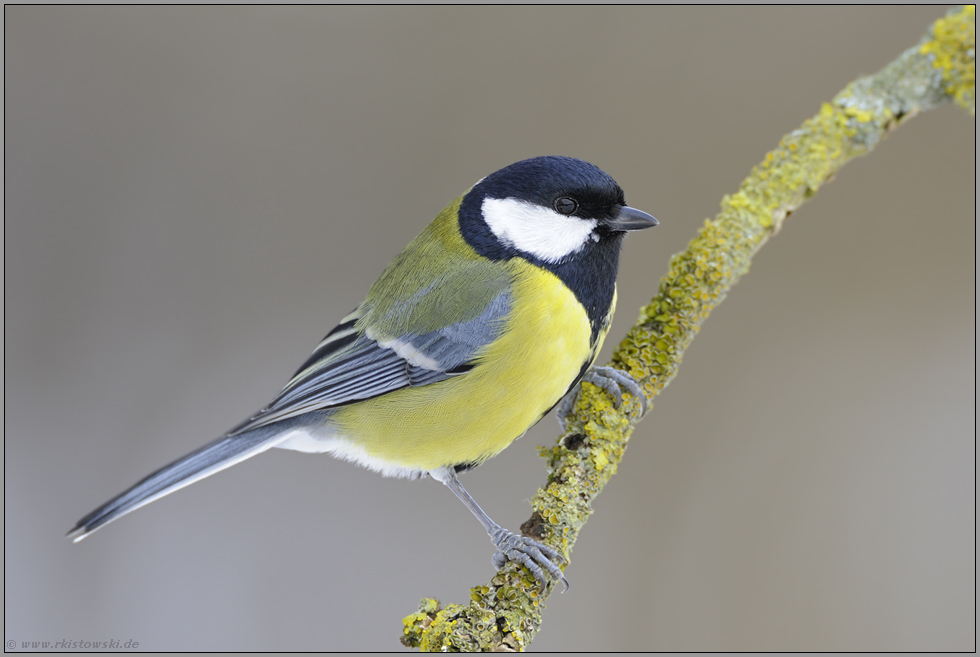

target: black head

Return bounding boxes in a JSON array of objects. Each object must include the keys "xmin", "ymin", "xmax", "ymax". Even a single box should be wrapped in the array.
[{"xmin": 458, "ymin": 156, "xmax": 656, "ymax": 266}]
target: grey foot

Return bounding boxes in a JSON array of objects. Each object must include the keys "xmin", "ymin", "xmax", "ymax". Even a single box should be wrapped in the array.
[
  {"xmin": 489, "ymin": 525, "xmax": 568, "ymax": 592},
  {"xmin": 557, "ymin": 367, "xmax": 647, "ymax": 432}
]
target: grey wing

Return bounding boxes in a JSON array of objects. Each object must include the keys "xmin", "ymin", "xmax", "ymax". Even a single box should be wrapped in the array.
[{"xmin": 226, "ymin": 290, "xmax": 511, "ymax": 435}]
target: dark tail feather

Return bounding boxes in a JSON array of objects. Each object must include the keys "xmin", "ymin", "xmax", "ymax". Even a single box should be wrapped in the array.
[{"xmin": 67, "ymin": 428, "xmax": 285, "ymax": 542}]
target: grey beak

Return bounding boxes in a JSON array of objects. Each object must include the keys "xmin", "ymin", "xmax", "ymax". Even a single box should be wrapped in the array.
[{"xmin": 605, "ymin": 205, "xmax": 659, "ymax": 232}]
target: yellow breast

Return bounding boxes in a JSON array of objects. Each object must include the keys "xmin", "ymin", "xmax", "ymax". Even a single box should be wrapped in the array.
[{"xmin": 330, "ymin": 260, "xmax": 605, "ymax": 472}]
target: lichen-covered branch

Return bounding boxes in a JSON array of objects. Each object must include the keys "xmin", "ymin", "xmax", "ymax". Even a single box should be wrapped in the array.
[{"xmin": 401, "ymin": 6, "xmax": 974, "ymax": 652}]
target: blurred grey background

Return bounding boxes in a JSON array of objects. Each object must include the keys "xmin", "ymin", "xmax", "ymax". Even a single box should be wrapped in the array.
[{"xmin": 5, "ymin": 6, "xmax": 974, "ymax": 652}]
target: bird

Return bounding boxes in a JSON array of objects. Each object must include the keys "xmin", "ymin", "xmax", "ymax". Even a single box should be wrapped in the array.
[{"xmin": 67, "ymin": 155, "xmax": 658, "ymax": 590}]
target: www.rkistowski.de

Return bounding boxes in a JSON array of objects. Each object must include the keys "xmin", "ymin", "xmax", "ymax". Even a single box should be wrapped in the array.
[{"xmin": 7, "ymin": 639, "xmax": 139, "ymax": 650}]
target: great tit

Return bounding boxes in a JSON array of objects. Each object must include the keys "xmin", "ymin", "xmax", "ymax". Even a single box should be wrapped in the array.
[{"xmin": 68, "ymin": 156, "xmax": 658, "ymax": 590}]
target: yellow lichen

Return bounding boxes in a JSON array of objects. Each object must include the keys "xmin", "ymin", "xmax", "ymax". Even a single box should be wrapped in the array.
[{"xmin": 920, "ymin": 5, "xmax": 976, "ymax": 114}]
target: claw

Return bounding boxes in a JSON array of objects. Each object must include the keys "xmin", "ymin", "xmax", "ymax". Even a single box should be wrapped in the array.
[
  {"xmin": 490, "ymin": 526, "xmax": 569, "ymax": 592},
  {"xmin": 586, "ymin": 367, "xmax": 647, "ymax": 416},
  {"xmin": 556, "ymin": 366, "xmax": 647, "ymax": 432}
]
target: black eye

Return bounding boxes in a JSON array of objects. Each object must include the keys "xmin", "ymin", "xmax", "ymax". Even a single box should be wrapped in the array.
[{"xmin": 554, "ymin": 197, "xmax": 578, "ymax": 215}]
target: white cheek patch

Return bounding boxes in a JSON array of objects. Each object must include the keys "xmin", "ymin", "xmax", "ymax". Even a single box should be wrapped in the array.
[{"xmin": 482, "ymin": 197, "xmax": 597, "ymax": 263}]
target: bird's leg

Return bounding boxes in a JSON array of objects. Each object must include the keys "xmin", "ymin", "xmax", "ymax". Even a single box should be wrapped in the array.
[
  {"xmin": 556, "ymin": 366, "xmax": 647, "ymax": 432},
  {"xmin": 435, "ymin": 468, "xmax": 568, "ymax": 592}
]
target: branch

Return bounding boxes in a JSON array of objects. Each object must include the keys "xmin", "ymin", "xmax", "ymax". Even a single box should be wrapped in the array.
[{"xmin": 401, "ymin": 6, "xmax": 975, "ymax": 652}]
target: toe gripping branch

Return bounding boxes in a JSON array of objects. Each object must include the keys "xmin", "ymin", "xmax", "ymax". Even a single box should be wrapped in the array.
[
  {"xmin": 557, "ymin": 366, "xmax": 648, "ymax": 432},
  {"xmin": 439, "ymin": 468, "xmax": 568, "ymax": 592},
  {"xmin": 490, "ymin": 525, "xmax": 568, "ymax": 592}
]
